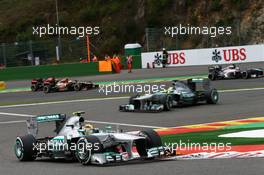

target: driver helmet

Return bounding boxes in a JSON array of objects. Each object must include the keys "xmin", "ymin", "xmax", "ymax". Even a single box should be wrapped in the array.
[
  {"xmin": 230, "ymin": 64, "xmax": 236, "ymax": 69},
  {"xmin": 84, "ymin": 122, "xmax": 94, "ymax": 135},
  {"xmin": 167, "ymin": 87, "xmax": 174, "ymax": 93}
]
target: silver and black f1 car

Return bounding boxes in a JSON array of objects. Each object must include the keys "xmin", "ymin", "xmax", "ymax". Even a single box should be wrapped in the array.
[
  {"xmin": 14, "ymin": 112, "xmax": 173, "ymax": 165},
  {"xmin": 119, "ymin": 78, "xmax": 219, "ymax": 113},
  {"xmin": 208, "ymin": 64, "xmax": 263, "ymax": 80}
]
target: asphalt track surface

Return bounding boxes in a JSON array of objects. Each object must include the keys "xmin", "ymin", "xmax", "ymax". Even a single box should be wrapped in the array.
[{"xmin": 1, "ymin": 63, "xmax": 264, "ymax": 175}]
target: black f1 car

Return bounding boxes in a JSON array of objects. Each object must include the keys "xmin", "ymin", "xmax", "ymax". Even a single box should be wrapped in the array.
[
  {"xmin": 208, "ymin": 64, "xmax": 263, "ymax": 80},
  {"xmin": 31, "ymin": 78, "xmax": 45, "ymax": 91},
  {"xmin": 119, "ymin": 78, "xmax": 219, "ymax": 112},
  {"xmin": 241, "ymin": 68, "xmax": 264, "ymax": 79},
  {"xmin": 31, "ymin": 77, "xmax": 98, "ymax": 93}
]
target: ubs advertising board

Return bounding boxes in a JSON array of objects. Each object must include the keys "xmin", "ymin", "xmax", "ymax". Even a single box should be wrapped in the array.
[{"xmin": 141, "ymin": 44, "xmax": 264, "ymax": 68}]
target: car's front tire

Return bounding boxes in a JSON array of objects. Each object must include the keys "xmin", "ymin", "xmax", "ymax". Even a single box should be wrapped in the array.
[
  {"xmin": 164, "ymin": 95, "xmax": 173, "ymax": 111},
  {"xmin": 75, "ymin": 136, "xmax": 103, "ymax": 165},
  {"xmin": 138, "ymin": 129, "xmax": 162, "ymax": 159},
  {"xmin": 140, "ymin": 129, "xmax": 162, "ymax": 148},
  {"xmin": 242, "ymin": 71, "xmax": 250, "ymax": 79}
]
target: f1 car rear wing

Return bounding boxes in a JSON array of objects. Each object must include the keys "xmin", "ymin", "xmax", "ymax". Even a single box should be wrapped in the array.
[{"xmin": 26, "ymin": 114, "xmax": 66, "ymax": 137}]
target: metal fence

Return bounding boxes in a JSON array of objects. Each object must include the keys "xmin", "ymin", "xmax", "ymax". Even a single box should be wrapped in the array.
[
  {"xmin": 0, "ymin": 38, "xmax": 92, "ymax": 67},
  {"xmin": 144, "ymin": 25, "xmax": 245, "ymax": 52}
]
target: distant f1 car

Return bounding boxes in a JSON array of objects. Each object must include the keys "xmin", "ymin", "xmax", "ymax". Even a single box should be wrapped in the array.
[
  {"xmin": 119, "ymin": 78, "xmax": 219, "ymax": 112},
  {"xmin": 14, "ymin": 112, "xmax": 174, "ymax": 165},
  {"xmin": 241, "ymin": 68, "xmax": 263, "ymax": 79},
  {"xmin": 31, "ymin": 77, "xmax": 98, "ymax": 93},
  {"xmin": 31, "ymin": 78, "xmax": 45, "ymax": 91},
  {"xmin": 208, "ymin": 64, "xmax": 263, "ymax": 80}
]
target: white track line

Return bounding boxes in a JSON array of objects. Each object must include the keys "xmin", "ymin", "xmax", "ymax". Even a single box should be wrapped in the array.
[
  {"xmin": 0, "ymin": 120, "xmax": 26, "ymax": 124},
  {"xmin": 0, "ymin": 96, "xmax": 128, "ymax": 109},
  {"xmin": 0, "ymin": 87, "xmax": 263, "ymax": 109},
  {"xmin": 0, "ymin": 112, "xmax": 162, "ymax": 128},
  {"xmin": 0, "ymin": 112, "xmax": 33, "ymax": 117},
  {"xmin": 219, "ymin": 87, "xmax": 264, "ymax": 93},
  {"xmin": 86, "ymin": 120, "xmax": 162, "ymax": 129}
]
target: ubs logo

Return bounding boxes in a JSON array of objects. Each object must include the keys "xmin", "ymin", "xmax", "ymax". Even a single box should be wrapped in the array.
[
  {"xmin": 153, "ymin": 53, "xmax": 162, "ymax": 65},
  {"xmin": 212, "ymin": 49, "xmax": 222, "ymax": 62}
]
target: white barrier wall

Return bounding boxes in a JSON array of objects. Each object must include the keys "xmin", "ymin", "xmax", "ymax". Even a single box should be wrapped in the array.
[{"xmin": 141, "ymin": 44, "xmax": 264, "ymax": 68}]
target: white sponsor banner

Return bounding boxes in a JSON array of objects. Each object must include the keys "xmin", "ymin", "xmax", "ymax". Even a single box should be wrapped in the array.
[{"xmin": 141, "ymin": 44, "xmax": 264, "ymax": 68}]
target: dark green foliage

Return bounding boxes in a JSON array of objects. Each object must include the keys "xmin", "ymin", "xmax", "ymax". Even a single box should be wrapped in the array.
[{"xmin": 210, "ymin": 0, "xmax": 223, "ymax": 11}]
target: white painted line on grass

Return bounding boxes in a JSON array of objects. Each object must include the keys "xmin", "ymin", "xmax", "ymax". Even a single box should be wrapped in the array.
[
  {"xmin": 0, "ymin": 112, "xmax": 162, "ymax": 128},
  {"xmin": 0, "ymin": 87, "xmax": 263, "ymax": 109}
]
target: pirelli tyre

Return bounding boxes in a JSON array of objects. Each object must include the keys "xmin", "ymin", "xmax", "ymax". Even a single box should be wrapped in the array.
[
  {"xmin": 208, "ymin": 73, "xmax": 216, "ymax": 81},
  {"xmin": 74, "ymin": 83, "xmax": 82, "ymax": 91},
  {"xmin": 161, "ymin": 95, "xmax": 173, "ymax": 111},
  {"xmin": 165, "ymin": 95, "xmax": 173, "ymax": 111},
  {"xmin": 138, "ymin": 129, "xmax": 162, "ymax": 158},
  {"xmin": 151, "ymin": 94, "xmax": 173, "ymax": 111},
  {"xmin": 140, "ymin": 129, "xmax": 162, "ymax": 148},
  {"xmin": 14, "ymin": 134, "xmax": 37, "ymax": 161},
  {"xmin": 31, "ymin": 84, "xmax": 38, "ymax": 91},
  {"xmin": 75, "ymin": 135, "xmax": 104, "ymax": 165},
  {"xmin": 43, "ymin": 85, "xmax": 51, "ymax": 93},
  {"xmin": 205, "ymin": 88, "xmax": 219, "ymax": 104},
  {"xmin": 242, "ymin": 71, "xmax": 250, "ymax": 79}
]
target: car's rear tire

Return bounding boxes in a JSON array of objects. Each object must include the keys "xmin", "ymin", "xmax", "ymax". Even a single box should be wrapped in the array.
[
  {"xmin": 205, "ymin": 88, "xmax": 219, "ymax": 104},
  {"xmin": 75, "ymin": 136, "xmax": 103, "ymax": 165},
  {"xmin": 14, "ymin": 134, "xmax": 36, "ymax": 161},
  {"xmin": 43, "ymin": 85, "xmax": 51, "ymax": 93}
]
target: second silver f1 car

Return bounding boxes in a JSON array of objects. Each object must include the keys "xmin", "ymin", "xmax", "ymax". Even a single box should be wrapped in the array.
[
  {"xmin": 208, "ymin": 64, "xmax": 263, "ymax": 80},
  {"xmin": 119, "ymin": 78, "xmax": 219, "ymax": 112}
]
